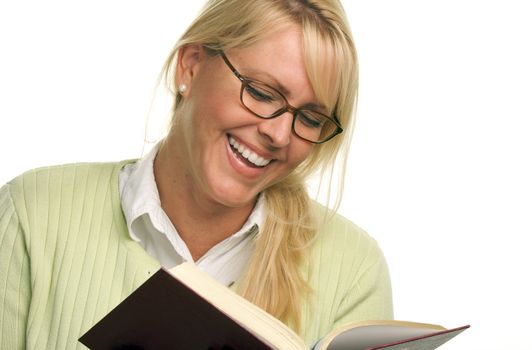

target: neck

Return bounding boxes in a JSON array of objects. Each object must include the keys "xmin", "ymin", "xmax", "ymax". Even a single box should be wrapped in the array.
[{"xmin": 154, "ymin": 140, "xmax": 255, "ymax": 261}]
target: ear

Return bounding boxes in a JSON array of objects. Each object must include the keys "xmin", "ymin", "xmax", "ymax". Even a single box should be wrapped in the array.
[{"xmin": 175, "ymin": 44, "xmax": 204, "ymax": 97}]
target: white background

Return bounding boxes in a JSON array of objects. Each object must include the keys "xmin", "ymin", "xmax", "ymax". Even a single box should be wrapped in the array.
[{"xmin": 1, "ymin": 1, "xmax": 531, "ymax": 349}]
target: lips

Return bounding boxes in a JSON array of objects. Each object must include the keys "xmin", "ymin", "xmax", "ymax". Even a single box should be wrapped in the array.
[{"xmin": 228, "ymin": 135, "xmax": 272, "ymax": 167}]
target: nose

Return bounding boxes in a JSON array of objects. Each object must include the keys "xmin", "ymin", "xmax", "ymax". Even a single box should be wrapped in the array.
[{"xmin": 257, "ymin": 112, "xmax": 293, "ymax": 148}]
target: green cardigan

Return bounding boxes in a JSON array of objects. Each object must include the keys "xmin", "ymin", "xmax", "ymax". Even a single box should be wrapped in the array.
[{"xmin": 0, "ymin": 162, "xmax": 393, "ymax": 349}]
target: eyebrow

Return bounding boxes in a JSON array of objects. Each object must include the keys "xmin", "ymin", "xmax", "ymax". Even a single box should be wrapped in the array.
[
  {"xmin": 243, "ymin": 68, "xmax": 291, "ymax": 96},
  {"xmin": 300, "ymin": 102, "xmax": 327, "ymax": 112}
]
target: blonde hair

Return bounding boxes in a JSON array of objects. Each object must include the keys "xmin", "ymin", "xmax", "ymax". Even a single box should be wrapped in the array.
[{"xmin": 162, "ymin": 0, "xmax": 358, "ymax": 333}]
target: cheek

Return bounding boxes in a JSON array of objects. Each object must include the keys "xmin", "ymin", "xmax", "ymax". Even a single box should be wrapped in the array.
[
  {"xmin": 189, "ymin": 89, "xmax": 242, "ymax": 132},
  {"xmin": 190, "ymin": 63, "xmax": 241, "ymax": 120},
  {"xmin": 287, "ymin": 143, "xmax": 314, "ymax": 170},
  {"xmin": 185, "ymin": 90, "xmax": 225, "ymax": 133}
]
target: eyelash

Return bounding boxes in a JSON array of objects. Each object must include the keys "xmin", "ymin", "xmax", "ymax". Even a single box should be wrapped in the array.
[
  {"xmin": 297, "ymin": 112, "xmax": 323, "ymax": 128},
  {"xmin": 245, "ymin": 85, "xmax": 274, "ymax": 102}
]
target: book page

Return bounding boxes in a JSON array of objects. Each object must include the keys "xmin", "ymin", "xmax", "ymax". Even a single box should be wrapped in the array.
[
  {"xmin": 168, "ymin": 262, "xmax": 307, "ymax": 350},
  {"xmin": 368, "ymin": 326, "xmax": 469, "ymax": 350},
  {"xmin": 326, "ymin": 325, "xmax": 436, "ymax": 349},
  {"xmin": 318, "ymin": 324, "xmax": 468, "ymax": 350}
]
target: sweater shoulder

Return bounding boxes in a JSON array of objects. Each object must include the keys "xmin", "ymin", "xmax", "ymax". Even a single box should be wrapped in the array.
[
  {"xmin": 310, "ymin": 201, "xmax": 380, "ymax": 257},
  {"xmin": 5, "ymin": 161, "xmax": 135, "ymax": 229},
  {"xmin": 7, "ymin": 161, "xmax": 134, "ymax": 201},
  {"xmin": 7, "ymin": 161, "xmax": 132, "ymax": 185}
]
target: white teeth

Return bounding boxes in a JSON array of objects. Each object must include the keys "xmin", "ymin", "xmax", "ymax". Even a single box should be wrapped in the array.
[{"xmin": 228, "ymin": 136, "xmax": 271, "ymax": 167}]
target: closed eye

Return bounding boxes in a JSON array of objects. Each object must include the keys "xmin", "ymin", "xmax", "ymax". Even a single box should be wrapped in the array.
[
  {"xmin": 297, "ymin": 111, "xmax": 324, "ymax": 129},
  {"xmin": 245, "ymin": 84, "xmax": 275, "ymax": 103}
]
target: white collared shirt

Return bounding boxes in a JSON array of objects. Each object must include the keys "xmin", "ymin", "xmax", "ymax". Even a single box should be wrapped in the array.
[{"xmin": 118, "ymin": 143, "xmax": 265, "ymax": 286}]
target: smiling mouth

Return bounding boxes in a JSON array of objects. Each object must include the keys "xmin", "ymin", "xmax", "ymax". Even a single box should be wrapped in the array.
[{"xmin": 228, "ymin": 135, "xmax": 272, "ymax": 168}]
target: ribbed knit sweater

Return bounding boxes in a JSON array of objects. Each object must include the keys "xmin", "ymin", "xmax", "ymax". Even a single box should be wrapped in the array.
[{"xmin": 0, "ymin": 162, "xmax": 393, "ymax": 349}]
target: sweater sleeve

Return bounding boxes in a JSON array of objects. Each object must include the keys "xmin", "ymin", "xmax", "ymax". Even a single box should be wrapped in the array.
[
  {"xmin": 0, "ymin": 183, "xmax": 30, "ymax": 350},
  {"xmin": 333, "ymin": 237, "xmax": 394, "ymax": 327}
]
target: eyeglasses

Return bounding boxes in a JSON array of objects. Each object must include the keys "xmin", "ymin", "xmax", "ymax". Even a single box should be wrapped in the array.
[{"xmin": 220, "ymin": 51, "xmax": 343, "ymax": 144}]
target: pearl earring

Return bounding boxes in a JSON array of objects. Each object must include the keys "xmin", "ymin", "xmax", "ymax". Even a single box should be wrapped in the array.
[{"xmin": 178, "ymin": 83, "xmax": 187, "ymax": 94}]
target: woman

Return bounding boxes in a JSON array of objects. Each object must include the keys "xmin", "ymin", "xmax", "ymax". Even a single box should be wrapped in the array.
[{"xmin": 0, "ymin": 0, "xmax": 393, "ymax": 348}]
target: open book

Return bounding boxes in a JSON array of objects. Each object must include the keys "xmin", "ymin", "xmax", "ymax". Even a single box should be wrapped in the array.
[{"xmin": 79, "ymin": 262, "xmax": 468, "ymax": 350}]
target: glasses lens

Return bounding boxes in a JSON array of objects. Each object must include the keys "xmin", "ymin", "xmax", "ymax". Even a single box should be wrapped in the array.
[
  {"xmin": 241, "ymin": 81, "xmax": 285, "ymax": 117},
  {"xmin": 294, "ymin": 110, "xmax": 338, "ymax": 143},
  {"xmin": 240, "ymin": 79, "xmax": 339, "ymax": 143}
]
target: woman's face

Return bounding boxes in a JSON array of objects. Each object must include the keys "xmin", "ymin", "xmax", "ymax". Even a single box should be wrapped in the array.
[{"xmin": 172, "ymin": 26, "xmax": 319, "ymax": 209}]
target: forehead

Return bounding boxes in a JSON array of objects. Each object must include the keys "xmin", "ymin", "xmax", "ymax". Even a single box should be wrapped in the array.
[{"xmin": 226, "ymin": 26, "xmax": 318, "ymax": 103}]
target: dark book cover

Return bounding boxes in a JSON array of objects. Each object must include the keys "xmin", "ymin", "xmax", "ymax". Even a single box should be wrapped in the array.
[{"xmin": 79, "ymin": 269, "xmax": 271, "ymax": 350}]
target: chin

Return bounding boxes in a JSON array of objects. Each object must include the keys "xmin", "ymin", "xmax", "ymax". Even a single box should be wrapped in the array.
[{"xmin": 210, "ymin": 182, "xmax": 261, "ymax": 209}]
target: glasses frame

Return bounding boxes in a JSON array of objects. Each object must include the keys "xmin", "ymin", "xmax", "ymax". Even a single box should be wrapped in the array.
[{"xmin": 219, "ymin": 51, "xmax": 343, "ymax": 144}]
